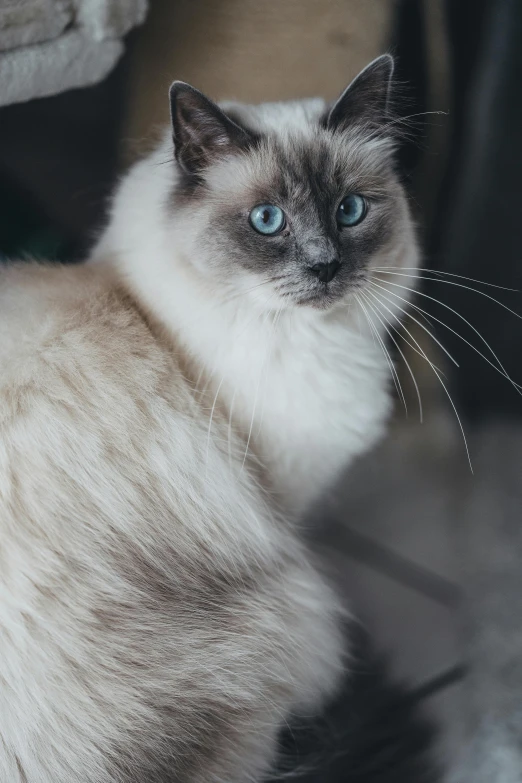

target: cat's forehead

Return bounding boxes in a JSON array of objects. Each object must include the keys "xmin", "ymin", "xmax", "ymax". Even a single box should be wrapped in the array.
[{"xmin": 206, "ymin": 117, "xmax": 395, "ymax": 205}]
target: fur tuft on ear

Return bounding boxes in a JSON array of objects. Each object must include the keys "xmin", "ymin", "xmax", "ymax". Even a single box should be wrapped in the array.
[
  {"xmin": 322, "ymin": 54, "xmax": 394, "ymax": 133},
  {"xmin": 169, "ymin": 82, "xmax": 256, "ymax": 175}
]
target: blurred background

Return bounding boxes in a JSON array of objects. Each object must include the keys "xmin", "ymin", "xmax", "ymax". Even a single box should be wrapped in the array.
[{"xmin": 2, "ymin": 0, "xmax": 522, "ymax": 779}]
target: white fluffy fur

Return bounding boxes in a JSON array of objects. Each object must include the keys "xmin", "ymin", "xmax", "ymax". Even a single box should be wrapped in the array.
[
  {"xmin": 0, "ymin": 262, "xmax": 345, "ymax": 782},
  {"xmin": 95, "ymin": 110, "xmax": 418, "ymax": 515},
  {"xmin": 0, "ymin": 90, "xmax": 418, "ymax": 782}
]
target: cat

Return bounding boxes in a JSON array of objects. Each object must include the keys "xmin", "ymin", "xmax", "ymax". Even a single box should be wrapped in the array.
[{"xmin": 0, "ymin": 54, "xmax": 418, "ymax": 782}]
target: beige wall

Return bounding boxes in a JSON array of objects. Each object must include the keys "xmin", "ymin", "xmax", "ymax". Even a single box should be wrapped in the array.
[{"xmin": 124, "ymin": 0, "xmax": 396, "ymax": 156}]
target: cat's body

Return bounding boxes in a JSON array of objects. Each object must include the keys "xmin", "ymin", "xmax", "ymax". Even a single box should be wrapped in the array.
[
  {"xmin": 0, "ymin": 57, "xmax": 418, "ymax": 782},
  {"xmin": 0, "ymin": 262, "xmax": 345, "ymax": 782}
]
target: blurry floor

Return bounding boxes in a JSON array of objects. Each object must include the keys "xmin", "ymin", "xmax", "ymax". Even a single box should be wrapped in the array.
[{"xmin": 322, "ymin": 400, "xmax": 469, "ymax": 771}]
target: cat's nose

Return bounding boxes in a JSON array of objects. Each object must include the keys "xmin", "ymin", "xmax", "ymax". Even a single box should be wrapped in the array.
[{"xmin": 309, "ymin": 258, "xmax": 341, "ymax": 283}]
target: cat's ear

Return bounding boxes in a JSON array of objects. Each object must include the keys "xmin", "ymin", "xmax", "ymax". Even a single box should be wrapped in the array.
[
  {"xmin": 322, "ymin": 54, "xmax": 394, "ymax": 132},
  {"xmin": 169, "ymin": 82, "xmax": 254, "ymax": 175}
]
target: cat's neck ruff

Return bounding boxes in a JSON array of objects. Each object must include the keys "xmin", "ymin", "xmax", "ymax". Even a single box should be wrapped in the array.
[{"xmin": 94, "ymin": 140, "xmax": 407, "ymax": 514}]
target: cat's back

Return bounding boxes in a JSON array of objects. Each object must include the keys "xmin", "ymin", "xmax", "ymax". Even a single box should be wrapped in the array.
[
  {"xmin": 0, "ymin": 259, "xmax": 190, "ymax": 543},
  {"xmin": 0, "ymin": 262, "xmax": 344, "ymax": 783},
  {"xmin": 0, "ymin": 261, "xmax": 168, "ymax": 392},
  {"xmin": 0, "ymin": 261, "xmax": 106, "ymax": 357},
  {"xmin": 0, "ymin": 262, "xmax": 192, "ymax": 445}
]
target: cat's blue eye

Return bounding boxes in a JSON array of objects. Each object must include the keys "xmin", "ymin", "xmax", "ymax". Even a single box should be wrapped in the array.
[
  {"xmin": 336, "ymin": 194, "xmax": 367, "ymax": 227},
  {"xmin": 249, "ymin": 204, "xmax": 286, "ymax": 235}
]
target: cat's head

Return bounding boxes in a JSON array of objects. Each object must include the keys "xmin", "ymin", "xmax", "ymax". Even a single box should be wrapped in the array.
[{"xmin": 167, "ymin": 55, "xmax": 416, "ymax": 311}]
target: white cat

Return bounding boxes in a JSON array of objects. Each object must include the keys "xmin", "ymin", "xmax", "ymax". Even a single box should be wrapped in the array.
[{"xmin": 0, "ymin": 55, "xmax": 417, "ymax": 782}]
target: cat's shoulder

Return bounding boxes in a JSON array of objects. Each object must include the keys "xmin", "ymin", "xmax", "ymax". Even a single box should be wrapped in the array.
[
  {"xmin": 0, "ymin": 261, "xmax": 171, "ymax": 411},
  {"xmin": 0, "ymin": 260, "xmax": 113, "ymax": 338}
]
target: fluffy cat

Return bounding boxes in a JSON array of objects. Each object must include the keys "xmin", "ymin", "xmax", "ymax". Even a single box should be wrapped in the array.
[{"xmin": 0, "ymin": 55, "xmax": 418, "ymax": 782}]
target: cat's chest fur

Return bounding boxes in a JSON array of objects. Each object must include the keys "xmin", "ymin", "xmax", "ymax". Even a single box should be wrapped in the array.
[
  {"xmin": 172, "ymin": 296, "xmax": 391, "ymax": 516},
  {"xmin": 95, "ymin": 138, "xmax": 400, "ymax": 518},
  {"xmin": 101, "ymin": 230, "xmax": 391, "ymax": 518}
]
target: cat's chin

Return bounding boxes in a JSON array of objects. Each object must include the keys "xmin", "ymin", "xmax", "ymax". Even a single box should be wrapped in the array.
[
  {"xmin": 292, "ymin": 285, "xmax": 359, "ymax": 311},
  {"xmin": 295, "ymin": 294, "xmax": 339, "ymax": 310},
  {"xmin": 242, "ymin": 286, "xmax": 345, "ymax": 312}
]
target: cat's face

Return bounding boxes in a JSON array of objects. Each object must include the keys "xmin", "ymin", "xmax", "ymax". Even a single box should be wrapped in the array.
[{"xmin": 169, "ymin": 56, "xmax": 413, "ymax": 311}]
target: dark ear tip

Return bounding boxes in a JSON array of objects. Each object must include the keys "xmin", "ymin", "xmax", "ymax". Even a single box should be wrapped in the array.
[
  {"xmin": 169, "ymin": 81, "xmax": 195, "ymax": 100},
  {"xmin": 372, "ymin": 53, "xmax": 395, "ymax": 78}
]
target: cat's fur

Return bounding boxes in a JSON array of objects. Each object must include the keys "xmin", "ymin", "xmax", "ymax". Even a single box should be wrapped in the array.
[{"xmin": 0, "ymin": 56, "xmax": 418, "ymax": 782}]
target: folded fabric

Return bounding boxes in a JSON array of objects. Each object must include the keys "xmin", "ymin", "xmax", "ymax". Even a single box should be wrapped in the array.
[{"xmin": 0, "ymin": 0, "xmax": 147, "ymax": 106}]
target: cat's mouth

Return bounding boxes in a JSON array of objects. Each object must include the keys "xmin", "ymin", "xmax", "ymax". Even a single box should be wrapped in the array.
[
  {"xmin": 292, "ymin": 288, "xmax": 349, "ymax": 310},
  {"xmin": 294, "ymin": 288, "xmax": 340, "ymax": 308},
  {"xmin": 292, "ymin": 278, "xmax": 367, "ymax": 309}
]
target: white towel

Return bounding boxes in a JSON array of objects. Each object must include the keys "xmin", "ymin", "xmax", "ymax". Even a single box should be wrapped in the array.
[{"xmin": 0, "ymin": 0, "xmax": 148, "ymax": 106}]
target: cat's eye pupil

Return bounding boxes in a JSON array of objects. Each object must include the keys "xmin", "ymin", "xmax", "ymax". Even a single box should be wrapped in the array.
[
  {"xmin": 249, "ymin": 204, "xmax": 285, "ymax": 235},
  {"xmin": 336, "ymin": 194, "xmax": 367, "ymax": 227}
]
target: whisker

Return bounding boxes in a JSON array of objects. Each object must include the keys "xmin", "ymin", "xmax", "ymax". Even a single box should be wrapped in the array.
[
  {"xmin": 360, "ymin": 290, "xmax": 423, "ymax": 422},
  {"xmin": 368, "ymin": 281, "xmax": 459, "ymax": 367},
  {"xmin": 365, "ymin": 301, "xmax": 378, "ymax": 350},
  {"xmin": 378, "ymin": 271, "xmax": 522, "ymax": 317},
  {"xmin": 355, "ymin": 294, "xmax": 408, "ymax": 416},
  {"xmin": 374, "ymin": 267, "xmax": 518, "ymax": 292},
  {"xmin": 153, "ymin": 157, "xmax": 176, "ymax": 167},
  {"xmin": 370, "ymin": 110, "xmax": 448, "ymax": 145},
  {"xmin": 365, "ymin": 287, "xmax": 473, "ymax": 470},
  {"xmin": 371, "ymin": 280, "xmax": 520, "ymax": 389},
  {"xmin": 365, "ymin": 287, "xmax": 445, "ymax": 374},
  {"xmin": 371, "ymin": 277, "xmax": 522, "ymax": 395},
  {"xmin": 404, "ymin": 303, "xmax": 434, "ymax": 329},
  {"xmin": 255, "ymin": 304, "xmax": 284, "ymax": 439},
  {"xmin": 205, "ymin": 375, "xmax": 225, "ymax": 479},
  {"xmin": 240, "ymin": 303, "xmax": 277, "ymax": 472},
  {"xmin": 226, "ymin": 278, "xmax": 281, "ymax": 301},
  {"xmin": 370, "ymin": 311, "xmax": 446, "ymax": 377},
  {"xmin": 227, "ymin": 388, "xmax": 237, "ymax": 471},
  {"xmin": 267, "ymin": 273, "xmax": 294, "ymax": 283}
]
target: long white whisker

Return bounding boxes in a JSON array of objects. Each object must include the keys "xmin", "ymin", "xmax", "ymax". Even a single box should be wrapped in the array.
[
  {"xmin": 365, "ymin": 306, "xmax": 446, "ymax": 376},
  {"xmin": 368, "ymin": 281, "xmax": 459, "ymax": 367},
  {"xmin": 405, "ymin": 304, "xmax": 434, "ymax": 329},
  {"xmin": 240, "ymin": 304, "xmax": 277, "ymax": 472},
  {"xmin": 205, "ymin": 375, "xmax": 225, "ymax": 480},
  {"xmin": 375, "ymin": 110, "xmax": 448, "ymax": 138},
  {"xmin": 370, "ymin": 278, "xmax": 522, "ymax": 395},
  {"xmin": 374, "ymin": 270, "xmax": 522, "ymax": 316},
  {"xmin": 360, "ymin": 290, "xmax": 423, "ymax": 422},
  {"xmin": 365, "ymin": 288, "xmax": 473, "ymax": 470},
  {"xmin": 355, "ymin": 294, "xmax": 408, "ymax": 415},
  {"xmin": 356, "ymin": 293, "xmax": 407, "ymax": 412},
  {"xmin": 373, "ymin": 267, "xmax": 518, "ymax": 292},
  {"xmin": 227, "ymin": 388, "xmax": 237, "ymax": 471},
  {"xmin": 256, "ymin": 304, "xmax": 284, "ymax": 439}
]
